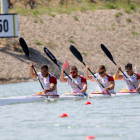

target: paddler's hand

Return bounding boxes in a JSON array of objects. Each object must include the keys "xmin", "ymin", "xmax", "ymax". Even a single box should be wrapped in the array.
[
  {"xmin": 104, "ymin": 87, "xmax": 109, "ymax": 91},
  {"xmin": 30, "ymin": 61, "xmax": 34, "ymax": 67},
  {"xmin": 61, "ymin": 68, "xmax": 65, "ymax": 73},
  {"xmin": 80, "ymin": 89, "xmax": 85, "ymax": 93},
  {"xmin": 136, "ymin": 87, "xmax": 140, "ymax": 92},
  {"xmin": 85, "ymin": 66, "xmax": 89, "ymax": 71},
  {"xmin": 117, "ymin": 66, "xmax": 121, "ymax": 72},
  {"xmin": 42, "ymin": 89, "xmax": 48, "ymax": 94}
]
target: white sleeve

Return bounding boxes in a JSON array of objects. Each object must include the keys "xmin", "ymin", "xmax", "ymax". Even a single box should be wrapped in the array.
[
  {"xmin": 91, "ymin": 73, "xmax": 98, "ymax": 80},
  {"xmin": 37, "ymin": 72, "xmax": 41, "ymax": 79},
  {"xmin": 65, "ymin": 76, "xmax": 72, "ymax": 84},
  {"xmin": 123, "ymin": 72, "xmax": 129, "ymax": 81}
]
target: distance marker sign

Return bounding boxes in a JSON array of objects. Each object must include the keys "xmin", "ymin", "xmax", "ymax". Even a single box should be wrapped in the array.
[{"xmin": 0, "ymin": 14, "xmax": 18, "ymax": 38}]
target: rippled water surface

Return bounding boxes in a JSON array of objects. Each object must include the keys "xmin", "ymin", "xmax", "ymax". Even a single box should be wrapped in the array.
[{"xmin": 0, "ymin": 80, "xmax": 140, "ymax": 140}]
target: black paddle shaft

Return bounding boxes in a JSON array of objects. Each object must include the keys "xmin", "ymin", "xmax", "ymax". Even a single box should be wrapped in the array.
[
  {"xmin": 70, "ymin": 45, "xmax": 111, "ymax": 96},
  {"xmin": 19, "ymin": 37, "xmax": 48, "ymax": 97},
  {"xmin": 44, "ymin": 47, "xmax": 87, "ymax": 96},
  {"xmin": 82, "ymin": 61, "xmax": 111, "ymax": 96},
  {"xmin": 32, "ymin": 66, "xmax": 44, "ymax": 90},
  {"xmin": 101, "ymin": 43, "xmax": 138, "ymax": 90}
]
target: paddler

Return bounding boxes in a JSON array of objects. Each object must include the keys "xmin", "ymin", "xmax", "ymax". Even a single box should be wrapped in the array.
[
  {"xmin": 29, "ymin": 62, "xmax": 58, "ymax": 95},
  {"xmin": 84, "ymin": 65, "xmax": 115, "ymax": 93},
  {"xmin": 60, "ymin": 66, "xmax": 87, "ymax": 95},
  {"xmin": 115, "ymin": 63, "xmax": 140, "ymax": 92}
]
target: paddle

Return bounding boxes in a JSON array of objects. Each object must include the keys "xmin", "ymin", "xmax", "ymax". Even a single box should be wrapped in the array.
[
  {"xmin": 19, "ymin": 37, "xmax": 48, "ymax": 98},
  {"xmin": 44, "ymin": 47, "xmax": 87, "ymax": 97},
  {"xmin": 69, "ymin": 45, "xmax": 111, "ymax": 96},
  {"xmin": 101, "ymin": 44, "xmax": 138, "ymax": 90}
]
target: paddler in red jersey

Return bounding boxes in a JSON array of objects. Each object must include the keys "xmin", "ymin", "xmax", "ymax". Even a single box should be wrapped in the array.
[
  {"xmin": 29, "ymin": 62, "xmax": 58, "ymax": 95},
  {"xmin": 60, "ymin": 66, "xmax": 87, "ymax": 95},
  {"xmin": 115, "ymin": 63, "xmax": 140, "ymax": 92},
  {"xmin": 84, "ymin": 65, "xmax": 115, "ymax": 93}
]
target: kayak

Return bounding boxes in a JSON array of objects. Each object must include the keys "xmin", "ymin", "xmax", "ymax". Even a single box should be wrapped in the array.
[
  {"xmin": 89, "ymin": 91, "xmax": 116, "ymax": 98},
  {"xmin": 116, "ymin": 89, "xmax": 139, "ymax": 96},
  {"xmin": 0, "ymin": 95, "xmax": 49, "ymax": 106},
  {"xmin": 0, "ymin": 92, "xmax": 86, "ymax": 106},
  {"xmin": 60, "ymin": 92, "xmax": 86, "ymax": 100}
]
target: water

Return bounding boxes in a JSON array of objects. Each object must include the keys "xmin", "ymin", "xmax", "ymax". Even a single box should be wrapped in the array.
[{"xmin": 0, "ymin": 80, "xmax": 140, "ymax": 140}]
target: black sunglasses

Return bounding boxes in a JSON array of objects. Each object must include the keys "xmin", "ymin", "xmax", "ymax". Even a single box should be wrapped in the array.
[
  {"xmin": 41, "ymin": 70, "xmax": 47, "ymax": 73},
  {"xmin": 98, "ymin": 71, "xmax": 105, "ymax": 74}
]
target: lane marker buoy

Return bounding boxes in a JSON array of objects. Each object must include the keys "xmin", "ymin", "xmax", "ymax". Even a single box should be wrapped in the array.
[
  {"xmin": 59, "ymin": 113, "xmax": 68, "ymax": 117},
  {"xmin": 84, "ymin": 101, "xmax": 91, "ymax": 105},
  {"xmin": 85, "ymin": 135, "xmax": 94, "ymax": 140}
]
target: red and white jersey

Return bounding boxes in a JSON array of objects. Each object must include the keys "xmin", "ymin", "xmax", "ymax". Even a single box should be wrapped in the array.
[
  {"xmin": 91, "ymin": 73, "xmax": 115, "ymax": 93},
  {"xmin": 123, "ymin": 72, "xmax": 140, "ymax": 90},
  {"xmin": 66, "ymin": 75, "xmax": 87, "ymax": 94},
  {"xmin": 37, "ymin": 72, "xmax": 57, "ymax": 95}
]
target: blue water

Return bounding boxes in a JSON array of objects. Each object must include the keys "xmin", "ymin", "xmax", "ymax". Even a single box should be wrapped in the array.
[{"xmin": 0, "ymin": 80, "xmax": 140, "ymax": 140}]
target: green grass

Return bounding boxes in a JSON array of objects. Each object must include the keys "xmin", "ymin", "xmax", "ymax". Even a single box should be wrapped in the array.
[
  {"xmin": 68, "ymin": 39, "xmax": 75, "ymax": 43},
  {"xmin": 106, "ymin": 3, "xmax": 117, "ymax": 9},
  {"xmin": 40, "ymin": 19, "xmax": 44, "ymax": 23},
  {"xmin": 132, "ymin": 25, "xmax": 135, "ymax": 29},
  {"xmin": 34, "ymin": 19, "xmax": 38, "ymax": 23},
  {"xmin": 124, "ymin": 8, "xmax": 132, "ymax": 14},
  {"xmin": 14, "ymin": 47, "xmax": 22, "ymax": 52},
  {"xmin": 115, "ymin": 12, "xmax": 123, "ymax": 18},
  {"xmin": 34, "ymin": 39, "xmax": 43, "ymax": 45},
  {"xmin": 81, "ymin": 27, "xmax": 84, "ymax": 31},
  {"xmin": 6, "ymin": 73, "xmax": 9, "ymax": 79},
  {"xmin": 129, "ymin": 4, "xmax": 136, "ymax": 12},
  {"xmin": 126, "ymin": 18, "xmax": 131, "ymax": 22},
  {"xmin": 111, "ymin": 23, "xmax": 115, "ymax": 30},
  {"xmin": 74, "ymin": 16, "xmax": 78, "ymax": 21},
  {"xmin": 6, "ymin": 1, "xmax": 140, "ymax": 17},
  {"xmin": 49, "ymin": 13, "xmax": 55, "ymax": 17},
  {"xmin": 21, "ymin": 32, "xmax": 25, "ymax": 36},
  {"xmin": 132, "ymin": 31, "xmax": 138, "ymax": 36},
  {"xmin": 44, "ymin": 41, "xmax": 56, "ymax": 49},
  {"xmin": 81, "ymin": 52, "xmax": 87, "ymax": 56}
]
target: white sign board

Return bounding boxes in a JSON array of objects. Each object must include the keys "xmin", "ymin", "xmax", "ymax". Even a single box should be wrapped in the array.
[{"xmin": 0, "ymin": 14, "xmax": 18, "ymax": 38}]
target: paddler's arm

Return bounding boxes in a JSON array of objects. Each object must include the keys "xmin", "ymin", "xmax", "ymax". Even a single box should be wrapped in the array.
[
  {"xmin": 60, "ymin": 68, "xmax": 67, "ymax": 83},
  {"xmin": 84, "ymin": 66, "xmax": 93, "ymax": 80},
  {"xmin": 115, "ymin": 66, "xmax": 123, "ymax": 80},
  {"xmin": 29, "ymin": 62, "xmax": 37, "ymax": 78},
  {"xmin": 81, "ymin": 82, "xmax": 87, "ymax": 93},
  {"xmin": 136, "ymin": 79, "xmax": 140, "ymax": 92},
  {"xmin": 42, "ymin": 83, "xmax": 56, "ymax": 93},
  {"xmin": 104, "ymin": 81, "xmax": 115, "ymax": 91}
]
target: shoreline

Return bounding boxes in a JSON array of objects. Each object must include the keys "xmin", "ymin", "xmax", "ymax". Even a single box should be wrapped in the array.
[{"xmin": 0, "ymin": 9, "xmax": 140, "ymax": 84}]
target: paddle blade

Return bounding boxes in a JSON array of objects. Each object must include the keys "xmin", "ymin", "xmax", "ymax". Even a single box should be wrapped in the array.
[
  {"xmin": 69, "ymin": 45, "xmax": 83, "ymax": 62},
  {"xmin": 44, "ymin": 47, "xmax": 58, "ymax": 65},
  {"xmin": 19, "ymin": 37, "xmax": 29, "ymax": 58},
  {"xmin": 101, "ymin": 44, "xmax": 116, "ymax": 65}
]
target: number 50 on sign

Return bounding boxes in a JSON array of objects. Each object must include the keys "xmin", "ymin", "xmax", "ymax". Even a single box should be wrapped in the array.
[{"xmin": 0, "ymin": 14, "xmax": 18, "ymax": 38}]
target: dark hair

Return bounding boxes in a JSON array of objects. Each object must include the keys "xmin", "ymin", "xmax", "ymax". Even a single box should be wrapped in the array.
[
  {"xmin": 70, "ymin": 66, "xmax": 78, "ymax": 71},
  {"xmin": 125, "ymin": 63, "xmax": 132, "ymax": 69},
  {"xmin": 41, "ymin": 65, "xmax": 48, "ymax": 70},
  {"xmin": 98, "ymin": 65, "xmax": 106, "ymax": 70}
]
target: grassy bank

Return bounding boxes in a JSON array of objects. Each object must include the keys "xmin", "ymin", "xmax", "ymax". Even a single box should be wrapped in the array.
[{"xmin": 5, "ymin": 0, "xmax": 140, "ymax": 17}]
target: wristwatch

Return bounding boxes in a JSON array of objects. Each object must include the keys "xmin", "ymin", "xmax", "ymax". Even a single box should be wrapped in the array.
[{"xmin": 47, "ymin": 89, "xmax": 50, "ymax": 92}]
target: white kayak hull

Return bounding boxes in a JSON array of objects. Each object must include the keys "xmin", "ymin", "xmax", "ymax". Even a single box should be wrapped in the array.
[
  {"xmin": 0, "ymin": 95, "xmax": 48, "ymax": 106},
  {"xmin": 89, "ymin": 92, "xmax": 116, "ymax": 98},
  {"xmin": 0, "ymin": 94, "xmax": 86, "ymax": 106},
  {"xmin": 59, "ymin": 94, "xmax": 86, "ymax": 100},
  {"xmin": 116, "ymin": 90, "xmax": 139, "ymax": 96}
]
